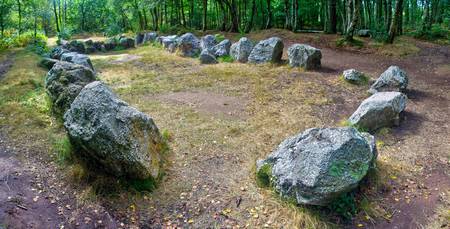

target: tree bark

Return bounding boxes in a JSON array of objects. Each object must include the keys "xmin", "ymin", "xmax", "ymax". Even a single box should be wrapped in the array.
[
  {"xmin": 245, "ymin": 0, "xmax": 257, "ymax": 33},
  {"xmin": 327, "ymin": 0, "xmax": 337, "ymax": 33},
  {"xmin": 53, "ymin": 0, "xmax": 60, "ymax": 33},
  {"xmin": 387, "ymin": 0, "xmax": 403, "ymax": 43},
  {"xmin": 265, "ymin": 0, "xmax": 273, "ymax": 29},
  {"xmin": 345, "ymin": 0, "xmax": 360, "ymax": 41},
  {"xmin": 202, "ymin": 0, "xmax": 207, "ymax": 31}
]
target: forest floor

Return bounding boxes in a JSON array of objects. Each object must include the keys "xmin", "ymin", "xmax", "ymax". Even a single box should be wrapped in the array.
[{"xmin": 0, "ymin": 30, "xmax": 449, "ymax": 228}]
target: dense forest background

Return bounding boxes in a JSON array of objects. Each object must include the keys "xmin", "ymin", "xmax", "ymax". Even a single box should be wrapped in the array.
[{"xmin": 0, "ymin": 0, "xmax": 449, "ymax": 50}]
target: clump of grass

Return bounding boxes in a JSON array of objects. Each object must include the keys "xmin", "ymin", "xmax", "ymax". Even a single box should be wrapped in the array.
[
  {"xmin": 339, "ymin": 74, "xmax": 369, "ymax": 86},
  {"xmin": 217, "ymin": 55, "xmax": 234, "ymax": 63},
  {"xmin": 128, "ymin": 177, "xmax": 157, "ymax": 192},
  {"xmin": 214, "ymin": 33, "xmax": 225, "ymax": 42},
  {"xmin": 327, "ymin": 192, "xmax": 357, "ymax": 221},
  {"xmin": 336, "ymin": 38, "xmax": 364, "ymax": 48},
  {"xmin": 256, "ymin": 163, "xmax": 273, "ymax": 187},
  {"xmin": 53, "ymin": 135, "xmax": 73, "ymax": 164}
]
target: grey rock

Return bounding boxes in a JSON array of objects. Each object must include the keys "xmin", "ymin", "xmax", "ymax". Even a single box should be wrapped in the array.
[
  {"xmin": 135, "ymin": 33, "xmax": 145, "ymax": 45},
  {"xmin": 50, "ymin": 47, "xmax": 70, "ymax": 59},
  {"xmin": 287, "ymin": 44, "xmax": 322, "ymax": 70},
  {"xmin": 369, "ymin": 66, "xmax": 408, "ymax": 94},
  {"xmin": 213, "ymin": 39, "xmax": 231, "ymax": 57},
  {"xmin": 68, "ymin": 40, "xmax": 86, "ymax": 53},
  {"xmin": 63, "ymin": 81, "xmax": 163, "ymax": 180},
  {"xmin": 61, "ymin": 52, "xmax": 95, "ymax": 71},
  {"xmin": 104, "ymin": 38, "xmax": 117, "ymax": 51},
  {"xmin": 200, "ymin": 35, "xmax": 217, "ymax": 53},
  {"xmin": 358, "ymin": 29, "xmax": 371, "ymax": 37},
  {"xmin": 119, "ymin": 37, "xmax": 135, "ymax": 49},
  {"xmin": 45, "ymin": 62, "xmax": 96, "ymax": 115},
  {"xmin": 84, "ymin": 39, "xmax": 96, "ymax": 54},
  {"xmin": 177, "ymin": 33, "xmax": 201, "ymax": 57},
  {"xmin": 159, "ymin": 35, "xmax": 178, "ymax": 52},
  {"xmin": 248, "ymin": 37, "xmax": 284, "ymax": 64},
  {"xmin": 343, "ymin": 69, "xmax": 365, "ymax": 83},
  {"xmin": 199, "ymin": 50, "xmax": 218, "ymax": 64},
  {"xmin": 348, "ymin": 92, "xmax": 407, "ymax": 132},
  {"xmin": 257, "ymin": 127, "xmax": 377, "ymax": 206},
  {"xmin": 93, "ymin": 41, "xmax": 105, "ymax": 52},
  {"xmin": 143, "ymin": 32, "xmax": 158, "ymax": 43},
  {"xmin": 39, "ymin": 58, "xmax": 59, "ymax": 70},
  {"xmin": 230, "ymin": 37, "xmax": 254, "ymax": 63}
]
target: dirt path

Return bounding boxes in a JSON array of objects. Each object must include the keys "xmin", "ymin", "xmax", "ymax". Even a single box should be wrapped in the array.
[{"xmin": 0, "ymin": 53, "xmax": 14, "ymax": 81}]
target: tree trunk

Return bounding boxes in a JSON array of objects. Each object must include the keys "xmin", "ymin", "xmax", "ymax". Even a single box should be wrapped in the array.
[
  {"xmin": 387, "ymin": 0, "xmax": 403, "ymax": 43},
  {"xmin": 202, "ymin": 0, "xmax": 207, "ymax": 31},
  {"xmin": 284, "ymin": 0, "xmax": 291, "ymax": 30},
  {"xmin": 345, "ymin": 0, "xmax": 360, "ymax": 41},
  {"xmin": 245, "ymin": 0, "xmax": 257, "ymax": 33},
  {"xmin": 229, "ymin": 0, "xmax": 239, "ymax": 32},
  {"xmin": 17, "ymin": 0, "xmax": 21, "ymax": 35},
  {"xmin": 265, "ymin": 0, "xmax": 273, "ymax": 29},
  {"xmin": 327, "ymin": 0, "xmax": 337, "ymax": 33},
  {"xmin": 53, "ymin": 0, "xmax": 60, "ymax": 33},
  {"xmin": 293, "ymin": 0, "xmax": 299, "ymax": 31}
]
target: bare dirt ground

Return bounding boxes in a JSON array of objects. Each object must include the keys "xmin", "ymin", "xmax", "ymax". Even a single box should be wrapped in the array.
[{"xmin": 0, "ymin": 33, "xmax": 449, "ymax": 228}]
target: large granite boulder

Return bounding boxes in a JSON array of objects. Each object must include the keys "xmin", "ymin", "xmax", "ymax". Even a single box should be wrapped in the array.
[
  {"xmin": 349, "ymin": 92, "xmax": 407, "ymax": 132},
  {"xmin": 50, "ymin": 47, "xmax": 70, "ymax": 60},
  {"xmin": 119, "ymin": 37, "xmax": 135, "ymax": 49},
  {"xmin": 199, "ymin": 50, "xmax": 218, "ymax": 64},
  {"xmin": 63, "ymin": 81, "xmax": 163, "ymax": 180},
  {"xmin": 369, "ymin": 66, "xmax": 408, "ymax": 94},
  {"xmin": 177, "ymin": 33, "xmax": 201, "ymax": 57},
  {"xmin": 248, "ymin": 37, "xmax": 283, "ymax": 64},
  {"xmin": 104, "ymin": 38, "xmax": 117, "ymax": 51},
  {"xmin": 230, "ymin": 37, "xmax": 254, "ymax": 63},
  {"xmin": 287, "ymin": 44, "xmax": 322, "ymax": 70},
  {"xmin": 358, "ymin": 29, "xmax": 371, "ymax": 37},
  {"xmin": 257, "ymin": 127, "xmax": 377, "ymax": 206},
  {"xmin": 343, "ymin": 69, "xmax": 366, "ymax": 84},
  {"xmin": 39, "ymin": 58, "xmax": 59, "ymax": 70},
  {"xmin": 159, "ymin": 35, "xmax": 178, "ymax": 52},
  {"xmin": 61, "ymin": 52, "xmax": 95, "ymax": 71},
  {"xmin": 84, "ymin": 39, "xmax": 97, "ymax": 54},
  {"xmin": 213, "ymin": 39, "xmax": 231, "ymax": 57},
  {"xmin": 200, "ymin": 35, "xmax": 217, "ymax": 53},
  {"xmin": 135, "ymin": 33, "xmax": 145, "ymax": 45},
  {"xmin": 143, "ymin": 32, "xmax": 158, "ymax": 43},
  {"xmin": 92, "ymin": 41, "xmax": 105, "ymax": 52},
  {"xmin": 68, "ymin": 40, "xmax": 86, "ymax": 53},
  {"xmin": 45, "ymin": 62, "xmax": 96, "ymax": 115}
]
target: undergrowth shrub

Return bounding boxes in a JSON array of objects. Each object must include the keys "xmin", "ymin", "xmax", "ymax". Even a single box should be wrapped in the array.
[{"xmin": 0, "ymin": 32, "xmax": 48, "ymax": 53}]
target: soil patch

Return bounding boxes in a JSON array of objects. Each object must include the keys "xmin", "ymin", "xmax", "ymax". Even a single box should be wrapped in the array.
[
  {"xmin": 156, "ymin": 91, "xmax": 248, "ymax": 120},
  {"xmin": 0, "ymin": 53, "xmax": 14, "ymax": 81}
]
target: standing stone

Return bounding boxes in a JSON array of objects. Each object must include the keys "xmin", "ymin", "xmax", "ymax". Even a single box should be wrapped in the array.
[
  {"xmin": 159, "ymin": 35, "xmax": 178, "ymax": 52},
  {"xmin": 348, "ymin": 92, "xmax": 407, "ymax": 132},
  {"xmin": 63, "ymin": 81, "xmax": 164, "ymax": 180},
  {"xmin": 104, "ymin": 38, "xmax": 117, "ymax": 51},
  {"xmin": 39, "ymin": 58, "xmax": 59, "ymax": 70},
  {"xmin": 61, "ymin": 52, "xmax": 95, "ymax": 71},
  {"xmin": 358, "ymin": 29, "xmax": 371, "ymax": 37},
  {"xmin": 50, "ymin": 47, "xmax": 70, "ymax": 60},
  {"xmin": 230, "ymin": 37, "xmax": 254, "ymax": 63},
  {"xmin": 93, "ymin": 41, "xmax": 105, "ymax": 52},
  {"xmin": 369, "ymin": 66, "xmax": 408, "ymax": 94},
  {"xmin": 68, "ymin": 40, "xmax": 86, "ymax": 53},
  {"xmin": 177, "ymin": 33, "xmax": 201, "ymax": 57},
  {"xmin": 199, "ymin": 50, "xmax": 218, "ymax": 64},
  {"xmin": 143, "ymin": 32, "xmax": 158, "ymax": 43},
  {"xmin": 119, "ymin": 37, "xmax": 135, "ymax": 49},
  {"xmin": 45, "ymin": 62, "xmax": 96, "ymax": 115},
  {"xmin": 213, "ymin": 39, "xmax": 231, "ymax": 57},
  {"xmin": 343, "ymin": 69, "xmax": 366, "ymax": 84},
  {"xmin": 200, "ymin": 35, "xmax": 217, "ymax": 53},
  {"xmin": 84, "ymin": 39, "xmax": 96, "ymax": 53},
  {"xmin": 135, "ymin": 33, "xmax": 145, "ymax": 45},
  {"xmin": 256, "ymin": 127, "xmax": 377, "ymax": 206},
  {"xmin": 287, "ymin": 44, "xmax": 322, "ymax": 70},
  {"xmin": 248, "ymin": 37, "xmax": 284, "ymax": 64}
]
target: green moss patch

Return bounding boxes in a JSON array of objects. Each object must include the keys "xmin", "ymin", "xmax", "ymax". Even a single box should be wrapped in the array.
[{"xmin": 256, "ymin": 163, "xmax": 273, "ymax": 187}]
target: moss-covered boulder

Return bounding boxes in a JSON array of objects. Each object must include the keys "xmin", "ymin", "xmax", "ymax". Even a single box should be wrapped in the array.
[
  {"xmin": 45, "ymin": 61, "xmax": 96, "ymax": 116},
  {"xmin": 256, "ymin": 127, "xmax": 377, "ymax": 206},
  {"xmin": 63, "ymin": 81, "xmax": 164, "ymax": 180}
]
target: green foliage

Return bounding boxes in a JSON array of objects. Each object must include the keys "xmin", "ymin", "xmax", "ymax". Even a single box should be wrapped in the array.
[
  {"xmin": 57, "ymin": 27, "xmax": 72, "ymax": 40},
  {"xmin": 217, "ymin": 55, "xmax": 234, "ymax": 63},
  {"xmin": 214, "ymin": 33, "xmax": 225, "ymax": 42},
  {"xmin": 128, "ymin": 177, "xmax": 157, "ymax": 192},
  {"xmin": 328, "ymin": 192, "xmax": 357, "ymax": 221},
  {"xmin": 336, "ymin": 38, "xmax": 364, "ymax": 48},
  {"xmin": 413, "ymin": 24, "xmax": 449, "ymax": 41},
  {"xmin": 0, "ymin": 32, "xmax": 48, "ymax": 51},
  {"xmin": 256, "ymin": 163, "xmax": 273, "ymax": 187}
]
